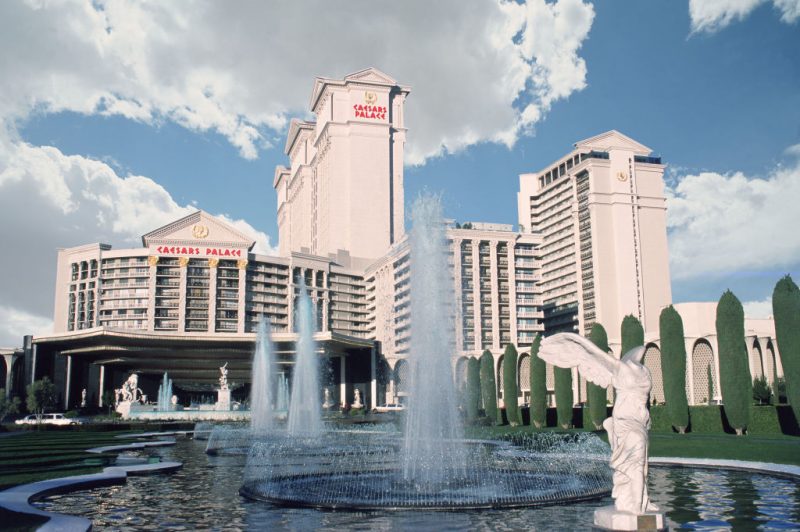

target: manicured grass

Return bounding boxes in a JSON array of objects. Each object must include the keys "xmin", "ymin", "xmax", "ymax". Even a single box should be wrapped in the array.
[
  {"xmin": 466, "ymin": 424, "xmax": 800, "ymax": 466},
  {"xmin": 0, "ymin": 428, "xmax": 134, "ymax": 490}
]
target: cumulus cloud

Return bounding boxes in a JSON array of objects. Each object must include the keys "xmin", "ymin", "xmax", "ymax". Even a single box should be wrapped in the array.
[
  {"xmin": 0, "ymin": 306, "xmax": 52, "ymax": 347},
  {"xmin": 666, "ymin": 158, "xmax": 800, "ymax": 280},
  {"xmin": 0, "ymin": 0, "xmax": 595, "ymax": 164},
  {"xmin": 742, "ymin": 296, "xmax": 774, "ymax": 319},
  {"xmin": 689, "ymin": 0, "xmax": 800, "ymax": 33}
]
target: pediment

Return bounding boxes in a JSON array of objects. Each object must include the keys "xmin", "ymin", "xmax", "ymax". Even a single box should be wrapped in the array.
[
  {"xmin": 574, "ymin": 130, "xmax": 652, "ymax": 155},
  {"xmin": 344, "ymin": 67, "xmax": 397, "ymax": 85},
  {"xmin": 142, "ymin": 211, "xmax": 255, "ymax": 250}
]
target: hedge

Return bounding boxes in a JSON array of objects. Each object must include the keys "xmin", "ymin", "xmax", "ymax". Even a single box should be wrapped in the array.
[
  {"xmin": 554, "ymin": 367, "xmax": 573, "ymax": 429},
  {"xmin": 528, "ymin": 334, "xmax": 546, "ymax": 428},
  {"xmin": 716, "ymin": 290, "xmax": 752, "ymax": 434},
  {"xmin": 648, "ymin": 404, "xmax": 799, "ymax": 436},
  {"xmin": 773, "ymin": 275, "xmax": 800, "ymax": 424},
  {"xmin": 466, "ymin": 357, "xmax": 481, "ymax": 422},
  {"xmin": 587, "ymin": 323, "xmax": 610, "ymax": 430},
  {"xmin": 479, "ymin": 350, "xmax": 499, "ymax": 424},
  {"xmin": 502, "ymin": 344, "xmax": 521, "ymax": 425},
  {"xmin": 621, "ymin": 314, "xmax": 644, "ymax": 356},
  {"xmin": 660, "ymin": 305, "xmax": 689, "ymax": 433}
]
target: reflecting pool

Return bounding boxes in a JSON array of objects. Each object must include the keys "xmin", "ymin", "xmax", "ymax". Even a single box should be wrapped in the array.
[{"xmin": 35, "ymin": 438, "xmax": 800, "ymax": 530}]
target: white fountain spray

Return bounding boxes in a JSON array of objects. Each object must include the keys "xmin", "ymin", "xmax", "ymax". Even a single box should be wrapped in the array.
[
  {"xmin": 287, "ymin": 281, "xmax": 322, "ymax": 437},
  {"xmin": 250, "ymin": 316, "xmax": 275, "ymax": 434},
  {"xmin": 157, "ymin": 372, "xmax": 173, "ymax": 412},
  {"xmin": 401, "ymin": 194, "xmax": 466, "ymax": 484}
]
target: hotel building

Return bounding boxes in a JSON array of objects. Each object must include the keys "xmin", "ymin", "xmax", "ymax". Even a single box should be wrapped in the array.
[{"xmin": 18, "ymin": 69, "xmax": 780, "ymax": 413}]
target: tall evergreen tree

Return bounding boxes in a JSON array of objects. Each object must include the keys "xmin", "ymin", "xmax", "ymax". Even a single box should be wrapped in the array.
[
  {"xmin": 772, "ymin": 275, "xmax": 800, "ymax": 422},
  {"xmin": 465, "ymin": 357, "xmax": 481, "ymax": 422},
  {"xmin": 660, "ymin": 306, "xmax": 689, "ymax": 433},
  {"xmin": 587, "ymin": 324, "xmax": 610, "ymax": 430},
  {"xmin": 716, "ymin": 290, "xmax": 752, "ymax": 434},
  {"xmin": 554, "ymin": 367, "xmax": 573, "ymax": 429},
  {"xmin": 502, "ymin": 344, "xmax": 521, "ymax": 425},
  {"xmin": 529, "ymin": 334, "xmax": 546, "ymax": 428},
  {"xmin": 621, "ymin": 314, "xmax": 645, "ymax": 356},
  {"xmin": 479, "ymin": 350, "xmax": 499, "ymax": 424}
]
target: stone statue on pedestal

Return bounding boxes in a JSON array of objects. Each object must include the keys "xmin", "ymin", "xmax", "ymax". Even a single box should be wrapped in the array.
[
  {"xmin": 322, "ymin": 388, "xmax": 333, "ymax": 409},
  {"xmin": 352, "ymin": 388, "xmax": 363, "ymax": 409},
  {"xmin": 538, "ymin": 333, "xmax": 664, "ymax": 531},
  {"xmin": 219, "ymin": 363, "xmax": 229, "ymax": 391}
]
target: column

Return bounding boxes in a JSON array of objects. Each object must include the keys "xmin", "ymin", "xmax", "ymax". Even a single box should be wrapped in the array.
[
  {"xmin": 30, "ymin": 344, "xmax": 37, "ymax": 384},
  {"xmin": 471, "ymin": 242, "xmax": 481, "ymax": 351},
  {"xmin": 452, "ymin": 238, "xmax": 463, "ymax": 354},
  {"xmin": 237, "ymin": 259, "xmax": 248, "ymax": 333},
  {"xmin": 178, "ymin": 257, "xmax": 188, "ymax": 332},
  {"xmin": 147, "ymin": 255, "xmax": 158, "ymax": 330},
  {"xmin": 2, "ymin": 355, "xmax": 12, "ymax": 398},
  {"xmin": 208, "ymin": 258, "xmax": 218, "ymax": 332},
  {"xmin": 509, "ymin": 241, "xmax": 518, "ymax": 346},
  {"xmin": 489, "ymin": 240, "xmax": 500, "ymax": 350},
  {"xmin": 64, "ymin": 355, "xmax": 72, "ymax": 409},
  {"xmin": 98, "ymin": 365, "xmax": 105, "ymax": 407},
  {"xmin": 340, "ymin": 354, "xmax": 346, "ymax": 407},
  {"xmin": 370, "ymin": 344, "xmax": 377, "ymax": 410}
]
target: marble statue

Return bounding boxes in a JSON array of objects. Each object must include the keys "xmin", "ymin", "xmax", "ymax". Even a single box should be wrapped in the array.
[
  {"xmin": 538, "ymin": 333, "xmax": 663, "ymax": 530},
  {"xmin": 352, "ymin": 388, "xmax": 363, "ymax": 409},
  {"xmin": 80, "ymin": 388, "xmax": 87, "ymax": 408},
  {"xmin": 219, "ymin": 363, "xmax": 229, "ymax": 391},
  {"xmin": 322, "ymin": 387, "xmax": 333, "ymax": 409},
  {"xmin": 116, "ymin": 373, "xmax": 143, "ymax": 405}
]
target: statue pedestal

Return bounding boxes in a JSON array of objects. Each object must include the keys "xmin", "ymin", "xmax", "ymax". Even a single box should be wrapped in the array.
[
  {"xmin": 216, "ymin": 389, "xmax": 231, "ymax": 411},
  {"xmin": 115, "ymin": 400, "xmax": 132, "ymax": 418},
  {"xmin": 594, "ymin": 506, "xmax": 665, "ymax": 531}
]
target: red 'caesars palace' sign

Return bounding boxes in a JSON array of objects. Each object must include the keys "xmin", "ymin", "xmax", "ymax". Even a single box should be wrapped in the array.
[
  {"xmin": 353, "ymin": 104, "xmax": 386, "ymax": 120},
  {"xmin": 155, "ymin": 246, "xmax": 243, "ymax": 257}
]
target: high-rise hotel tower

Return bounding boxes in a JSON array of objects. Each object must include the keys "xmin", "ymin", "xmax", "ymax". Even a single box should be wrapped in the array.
[{"xmin": 517, "ymin": 131, "xmax": 671, "ymax": 351}]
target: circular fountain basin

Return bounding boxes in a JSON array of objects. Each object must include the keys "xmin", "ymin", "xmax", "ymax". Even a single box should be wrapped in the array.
[{"xmin": 239, "ymin": 432, "xmax": 612, "ymax": 510}]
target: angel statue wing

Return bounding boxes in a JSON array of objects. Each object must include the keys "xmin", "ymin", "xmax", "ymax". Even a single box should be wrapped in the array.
[{"xmin": 538, "ymin": 333, "xmax": 620, "ymax": 389}]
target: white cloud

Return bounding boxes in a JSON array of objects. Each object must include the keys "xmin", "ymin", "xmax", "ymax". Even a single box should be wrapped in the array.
[
  {"xmin": 742, "ymin": 296, "xmax": 774, "ymax": 319},
  {"xmin": 0, "ymin": 0, "xmax": 594, "ymax": 165},
  {"xmin": 689, "ymin": 0, "xmax": 800, "ymax": 33},
  {"xmin": 666, "ymin": 159, "xmax": 800, "ymax": 279},
  {"xmin": 0, "ymin": 306, "xmax": 52, "ymax": 347}
]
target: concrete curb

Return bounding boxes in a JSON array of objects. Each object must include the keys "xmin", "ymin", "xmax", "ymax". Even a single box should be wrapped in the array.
[
  {"xmin": 650, "ymin": 457, "xmax": 800, "ymax": 479},
  {"xmin": 0, "ymin": 434, "xmax": 183, "ymax": 531}
]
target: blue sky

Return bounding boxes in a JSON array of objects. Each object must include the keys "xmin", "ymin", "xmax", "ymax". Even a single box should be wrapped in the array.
[{"xmin": 0, "ymin": 0, "xmax": 798, "ymax": 343}]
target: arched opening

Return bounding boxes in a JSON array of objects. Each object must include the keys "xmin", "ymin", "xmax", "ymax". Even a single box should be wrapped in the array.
[
  {"xmin": 518, "ymin": 354, "xmax": 530, "ymax": 404},
  {"xmin": 691, "ymin": 339, "xmax": 716, "ymax": 405},
  {"xmin": 394, "ymin": 360, "xmax": 408, "ymax": 397},
  {"xmin": 643, "ymin": 344, "xmax": 664, "ymax": 404},
  {"xmin": 496, "ymin": 354, "xmax": 504, "ymax": 401},
  {"xmin": 545, "ymin": 362, "xmax": 555, "ymax": 407},
  {"xmin": 454, "ymin": 357, "xmax": 469, "ymax": 394},
  {"xmin": 765, "ymin": 340, "xmax": 778, "ymax": 384},
  {"xmin": 750, "ymin": 339, "xmax": 764, "ymax": 380}
]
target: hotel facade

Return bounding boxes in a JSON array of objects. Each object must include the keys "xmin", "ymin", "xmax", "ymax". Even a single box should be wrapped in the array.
[{"xmin": 16, "ymin": 68, "xmax": 781, "ymax": 412}]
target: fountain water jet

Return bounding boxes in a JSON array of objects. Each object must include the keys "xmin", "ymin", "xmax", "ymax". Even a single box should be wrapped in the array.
[
  {"xmin": 287, "ymin": 281, "xmax": 322, "ymax": 437},
  {"xmin": 401, "ymin": 194, "xmax": 466, "ymax": 484},
  {"xmin": 250, "ymin": 317, "xmax": 275, "ymax": 434},
  {"xmin": 157, "ymin": 372, "xmax": 173, "ymax": 412}
]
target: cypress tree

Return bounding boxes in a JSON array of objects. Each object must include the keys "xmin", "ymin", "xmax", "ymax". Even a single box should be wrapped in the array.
[
  {"xmin": 660, "ymin": 305, "xmax": 689, "ymax": 433},
  {"xmin": 621, "ymin": 314, "xmax": 644, "ymax": 356},
  {"xmin": 716, "ymin": 290, "xmax": 752, "ymax": 435},
  {"xmin": 772, "ymin": 275, "xmax": 800, "ymax": 422},
  {"xmin": 529, "ymin": 334, "xmax": 546, "ymax": 428},
  {"xmin": 554, "ymin": 366, "xmax": 573, "ymax": 429},
  {"xmin": 479, "ymin": 350, "xmax": 499, "ymax": 424},
  {"xmin": 502, "ymin": 344, "xmax": 521, "ymax": 425},
  {"xmin": 587, "ymin": 324, "xmax": 610, "ymax": 430},
  {"xmin": 466, "ymin": 357, "xmax": 481, "ymax": 422}
]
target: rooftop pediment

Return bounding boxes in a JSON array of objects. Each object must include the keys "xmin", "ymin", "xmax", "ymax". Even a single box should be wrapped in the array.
[
  {"xmin": 142, "ymin": 211, "xmax": 255, "ymax": 250},
  {"xmin": 574, "ymin": 130, "xmax": 652, "ymax": 155}
]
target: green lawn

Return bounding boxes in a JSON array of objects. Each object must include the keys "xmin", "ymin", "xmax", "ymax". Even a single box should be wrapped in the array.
[
  {"xmin": 466, "ymin": 425, "xmax": 800, "ymax": 466},
  {"xmin": 0, "ymin": 428, "xmax": 134, "ymax": 490}
]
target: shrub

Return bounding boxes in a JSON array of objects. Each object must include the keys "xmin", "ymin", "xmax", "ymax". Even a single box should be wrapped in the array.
[
  {"xmin": 554, "ymin": 367, "xmax": 573, "ymax": 429},
  {"xmin": 752, "ymin": 376, "xmax": 772, "ymax": 405},
  {"xmin": 0, "ymin": 391, "xmax": 21, "ymax": 422},
  {"xmin": 502, "ymin": 344, "xmax": 521, "ymax": 425},
  {"xmin": 621, "ymin": 314, "xmax": 644, "ymax": 356},
  {"xmin": 659, "ymin": 305, "xmax": 689, "ymax": 433},
  {"xmin": 479, "ymin": 350, "xmax": 499, "ymax": 424},
  {"xmin": 466, "ymin": 357, "xmax": 481, "ymax": 422},
  {"xmin": 26, "ymin": 377, "xmax": 57, "ymax": 418},
  {"xmin": 773, "ymin": 275, "xmax": 800, "ymax": 422},
  {"xmin": 774, "ymin": 377, "xmax": 787, "ymax": 404},
  {"xmin": 716, "ymin": 290, "xmax": 752, "ymax": 434},
  {"xmin": 529, "ymin": 334, "xmax": 546, "ymax": 428},
  {"xmin": 587, "ymin": 324, "xmax": 610, "ymax": 430}
]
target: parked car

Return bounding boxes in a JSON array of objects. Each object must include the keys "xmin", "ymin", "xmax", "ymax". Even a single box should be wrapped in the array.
[
  {"xmin": 15, "ymin": 413, "xmax": 81, "ymax": 426},
  {"xmin": 375, "ymin": 403, "xmax": 405, "ymax": 412}
]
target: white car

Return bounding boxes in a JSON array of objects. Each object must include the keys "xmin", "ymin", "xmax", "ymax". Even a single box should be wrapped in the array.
[
  {"xmin": 15, "ymin": 413, "xmax": 81, "ymax": 426},
  {"xmin": 375, "ymin": 404, "xmax": 405, "ymax": 412}
]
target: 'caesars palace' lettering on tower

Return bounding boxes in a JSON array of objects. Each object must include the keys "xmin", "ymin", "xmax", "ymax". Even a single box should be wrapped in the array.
[{"xmin": 353, "ymin": 91, "xmax": 386, "ymax": 120}]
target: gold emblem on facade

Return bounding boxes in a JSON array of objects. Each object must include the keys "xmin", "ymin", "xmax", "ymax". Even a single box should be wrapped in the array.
[
  {"xmin": 178, "ymin": 257, "xmax": 189, "ymax": 267},
  {"xmin": 616, "ymin": 171, "xmax": 628, "ymax": 182},
  {"xmin": 364, "ymin": 91, "xmax": 377, "ymax": 105},
  {"xmin": 147, "ymin": 256, "xmax": 159, "ymax": 267},
  {"xmin": 237, "ymin": 259, "xmax": 249, "ymax": 270},
  {"xmin": 208, "ymin": 258, "xmax": 219, "ymax": 268},
  {"xmin": 192, "ymin": 224, "xmax": 209, "ymax": 239}
]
